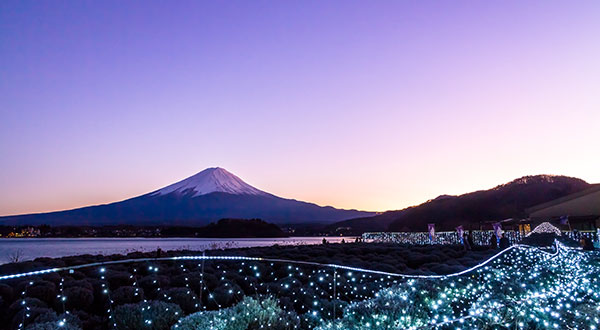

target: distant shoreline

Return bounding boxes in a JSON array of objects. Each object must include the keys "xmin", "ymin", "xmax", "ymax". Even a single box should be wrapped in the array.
[
  {"xmin": 0, "ymin": 236, "xmax": 349, "ymax": 240},
  {"xmin": 0, "ymin": 236, "xmax": 354, "ymax": 264}
]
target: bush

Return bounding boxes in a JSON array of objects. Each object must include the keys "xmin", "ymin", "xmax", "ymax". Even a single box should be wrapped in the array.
[
  {"xmin": 40, "ymin": 273, "xmax": 62, "ymax": 283},
  {"xmin": 139, "ymin": 275, "xmax": 170, "ymax": 299},
  {"xmin": 24, "ymin": 321, "xmax": 81, "ymax": 330},
  {"xmin": 26, "ymin": 312, "xmax": 81, "ymax": 330},
  {"xmin": 426, "ymin": 263, "xmax": 464, "ymax": 274},
  {"xmin": 63, "ymin": 286, "xmax": 94, "ymax": 311},
  {"xmin": 26, "ymin": 281, "xmax": 57, "ymax": 304},
  {"xmin": 106, "ymin": 271, "xmax": 133, "ymax": 288},
  {"xmin": 63, "ymin": 279, "xmax": 93, "ymax": 292},
  {"xmin": 170, "ymin": 272, "xmax": 201, "ymax": 292},
  {"xmin": 160, "ymin": 288, "xmax": 199, "ymax": 314},
  {"xmin": 405, "ymin": 252, "xmax": 441, "ymax": 268},
  {"xmin": 175, "ymin": 296, "xmax": 299, "ymax": 330},
  {"xmin": 11, "ymin": 307, "xmax": 55, "ymax": 330},
  {"xmin": 521, "ymin": 233, "xmax": 557, "ymax": 247},
  {"xmin": 112, "ymin": 286, "xmax": 144, "ymax": 305},
  {"xmin": 7, "ymin": 298, "xmax": 48, "ymax": 319},
  {"xmin": 209, "ymin": 281, "xmax": 242, "ymax": 308},
  {"xmin": 113, "ymin": 300, "xmax": 182, "ymax": 330},
  {"xmin": 0, "ymin": 283, "xmax": 14, "ymax": 302},
  {"xmin": 69, "ymin": 310, "xmax": 104, "ymax": 330}
]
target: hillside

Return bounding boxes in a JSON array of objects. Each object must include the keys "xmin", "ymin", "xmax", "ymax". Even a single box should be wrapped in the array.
[{"xmin": 330, "ymin": 175, "xmax": 590, "ymax": 233}]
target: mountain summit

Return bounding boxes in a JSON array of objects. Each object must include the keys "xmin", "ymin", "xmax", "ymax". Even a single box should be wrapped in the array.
[
  {"xmin": 0, "ymin": 167, "xmax": 374, "ymax": 226},
  {"xmin": 152, "ymin": 167, "xmax": 268, "ymax": 197}
]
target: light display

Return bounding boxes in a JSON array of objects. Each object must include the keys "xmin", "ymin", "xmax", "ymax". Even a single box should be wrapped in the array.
[
  {"xmin": 316, "ymin": 242, "xmax": 600, "ymax": 329},
  {"xmin": 168, "ymin": 242, "xmax": 600, "ymax": 330},
  {"xmin": 527, "ymin": 222, "xmax": 561, "ymax": 236},
  {"xmin": 363, "ymin": 230, "xmax": 523, "ymax": 246},
  {"xmin": 2, "ymin": 240, "xmax": 599, "ymax": 329}
]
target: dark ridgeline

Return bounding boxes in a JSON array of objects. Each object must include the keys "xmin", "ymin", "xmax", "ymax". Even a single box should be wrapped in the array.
[
  {"xmin": 329, "ymin": 175, "xmax": 590, "ymax": 232},
  {"xmin": 162, "ymin": 218, "xmax": 289, "ymax": 238},
  {"xmin": 0, "ymin": 218, "xmax": 288, "ymax": 238}
]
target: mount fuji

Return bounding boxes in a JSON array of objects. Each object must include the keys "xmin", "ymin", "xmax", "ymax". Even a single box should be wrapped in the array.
[
  {"xmin": 151, "ymin": 167, "xmax": 269, "ymax": 197},
  {"xmin": 0, "ymin": 167, "xmax": 374, "ymax": 226}
]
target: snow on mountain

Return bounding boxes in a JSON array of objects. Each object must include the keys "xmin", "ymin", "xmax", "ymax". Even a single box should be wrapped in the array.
[{"xmin": 151, "ymin": 167, "xmax": 269, "ymax": 197}]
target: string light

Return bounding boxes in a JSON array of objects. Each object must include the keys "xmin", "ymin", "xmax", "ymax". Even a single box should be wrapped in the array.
[
  {"xmin": 17, "ymin": 281, "xmax": 31, "ymax": 329},
  {"xmin": 363, "ymin": 230, "xmax": 522, "ymax": 245},
  {"xmin": 315, "ymin": 242, "xmax": 600, "ymax": 329},
  {"xmin": 3, "ymin": 237, "xmax": 598, "ymax": 329},
  {"xmin": 527, "ymin": 222, "xmax": 561, "ymax": 236}
]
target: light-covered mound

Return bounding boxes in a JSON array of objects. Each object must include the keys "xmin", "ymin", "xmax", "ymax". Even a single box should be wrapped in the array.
[{"xmin": 173, "ymin": 296, "xmax": 300, "ymax": 330}]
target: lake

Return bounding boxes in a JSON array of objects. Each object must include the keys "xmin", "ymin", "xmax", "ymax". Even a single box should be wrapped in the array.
[{"xmin": 0, "ymin": 237, "xmax": 353, "ymax": 264}]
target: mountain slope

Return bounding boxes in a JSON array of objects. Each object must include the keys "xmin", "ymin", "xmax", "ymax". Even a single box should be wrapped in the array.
[
  {"xmin": 0, "ymin": 168, "xmax": 374, "ymax": 226},
  {"xmin": 331, "ymin": 175, "xmax": 590, "ymax": 233}
]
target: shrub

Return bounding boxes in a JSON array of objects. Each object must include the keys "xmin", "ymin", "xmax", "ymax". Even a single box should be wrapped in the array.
[
  {"xmin": 170, "ymin": 272, "xmax": 201, "ymax": 291},
  {"xmin": 113, "ymin": 300, "xmax": 182, "ymax": 330},
  {"xmin": 27, "ymin": 312, "xmax": 81, "ymax": 330},
  {"xmin": 160, "ymin": 288, "xmax": 199, "ymax": 314},
  {"xmin": 11, "ymin": 307, "xmax": 55, "ymax": 329},
  {"xmin": 69, "ymin": 310, "xmax": 104, "ymax": 330},
  {"xmin": 199, "ymin": 273, "xmax": 219, "ymax": 290},
  {"xmin": 40, "ymin": 273, "xmax": 62, "ymax": 283},
  {"xmin": 112, "ymin": 286, "xmax": 144, "ymax": 305},
  {"xmin": 63, "ymin": 286, "xmax": 94, "ymax": 311},
  {"xmin": 67, "ymin": 271, "xmax": 87, "ymax": 280},
  {"xmin": 139, "ymin": 275, "xmax": 170, "ymax": 299},
  {"xmin": 209, "ymin": 281, "xmax": 242, "ymax": 308},
  {"xmin": 26, "ymin": 281, "xmax": 57, "ymax": 304},
  {"xmin": 175, "ymin": 296, "xmax": 299, "ymax": 330},
  {"xmin": 426, "ymin": 263, "xmax": 464, "ymax": 274},
  {"xmin": 7, "ymin": 298, "xmax": 48, "ymax": 319},
  {"xmin": 63, "ymin": 279, "xmax": 93, "ymax": 292},
  {"xmin": 0, "ymin": 283, "xmax": 14, "ymax": 302},
  {"xmin": 106, "ymin": 271, "xmax": 133, "ymax": 288},
  {"xmin": 521, "ymin": 233, "xmax": 557, "ymax": 247},
  {"xmin": 405, "ymin": 252, "xmax": 441, "ymax": 268},
  {"xmin": 33, "ymin": 311, "xmax": 60, "ymax": 323},
  {"xmin": 24, "ymin": 322, "xmax": 81, "ymax": 330},
  {"xmin": 313, "ymin": 283, "xmax": 431, "ymax": 330}
]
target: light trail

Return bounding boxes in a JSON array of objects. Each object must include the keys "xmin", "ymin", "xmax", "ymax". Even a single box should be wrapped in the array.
[{"xmin": 0, "ymin": 242, "xmax": 560, "ymax": 281}]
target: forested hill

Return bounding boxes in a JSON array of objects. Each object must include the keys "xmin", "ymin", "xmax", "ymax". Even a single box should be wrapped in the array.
[{"xmin": 330, "ymin": 175, "xmax": 590, "ymax": 233}]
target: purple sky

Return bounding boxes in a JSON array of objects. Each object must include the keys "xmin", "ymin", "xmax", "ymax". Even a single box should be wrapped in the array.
[{"xmin": 1, "ymin": 1, "xmax": 599, "ymax": 215}]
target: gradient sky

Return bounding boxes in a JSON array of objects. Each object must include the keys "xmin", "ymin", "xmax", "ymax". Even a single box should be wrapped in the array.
[{"xmin": 1, "ymin": 1, "xmax": 599, "ymax": 216}]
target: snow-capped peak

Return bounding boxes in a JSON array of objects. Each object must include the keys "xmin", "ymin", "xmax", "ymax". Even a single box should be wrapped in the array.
[{"xmin": 151, "ymin": 167, "xmax": 269, "ymax": 197}]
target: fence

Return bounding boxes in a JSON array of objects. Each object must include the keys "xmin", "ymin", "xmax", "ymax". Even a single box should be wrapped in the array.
[
  {"xmin": 363, "ymin": 229, "xmax": 598, "ymax": 246},
  {"xmin": 362, "ymin": 230, "xmax": 523, "ymax": 246},
  {"xmin": 564, "ymin": 230, "xmax": 597, "ymax": 241}
]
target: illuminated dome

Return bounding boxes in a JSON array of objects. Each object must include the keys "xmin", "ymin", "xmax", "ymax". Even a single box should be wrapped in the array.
[{"xmin": 527, "ymin": 222, "xmax": 561, "ymax": 236}]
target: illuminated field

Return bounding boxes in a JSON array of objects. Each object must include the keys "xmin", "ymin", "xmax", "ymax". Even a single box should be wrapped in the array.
[{"xmin": 1, "ymin": 241, "xmax": 598, "ymax": 329}]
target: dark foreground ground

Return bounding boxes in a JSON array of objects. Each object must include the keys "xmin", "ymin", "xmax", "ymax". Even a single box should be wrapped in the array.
[{"xmin": 0, "ymin": 243, "xmax": 498, "ymax": 330}]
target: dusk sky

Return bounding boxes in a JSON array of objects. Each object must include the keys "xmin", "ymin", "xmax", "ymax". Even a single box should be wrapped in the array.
[{"xmin": 1, "ymin": 1, "xmax": 599, "ymax": 216}]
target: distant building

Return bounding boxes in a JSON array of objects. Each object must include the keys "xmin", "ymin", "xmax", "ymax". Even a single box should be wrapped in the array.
[{"xmin": 526, "ymin": 184, "xmax": 600, "ymax": 230}]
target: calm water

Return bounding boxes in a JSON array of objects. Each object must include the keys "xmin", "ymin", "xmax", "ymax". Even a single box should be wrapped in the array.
[{"xmin": 0, "ymin": 237, "xmax": 352, "ymax": 264}]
